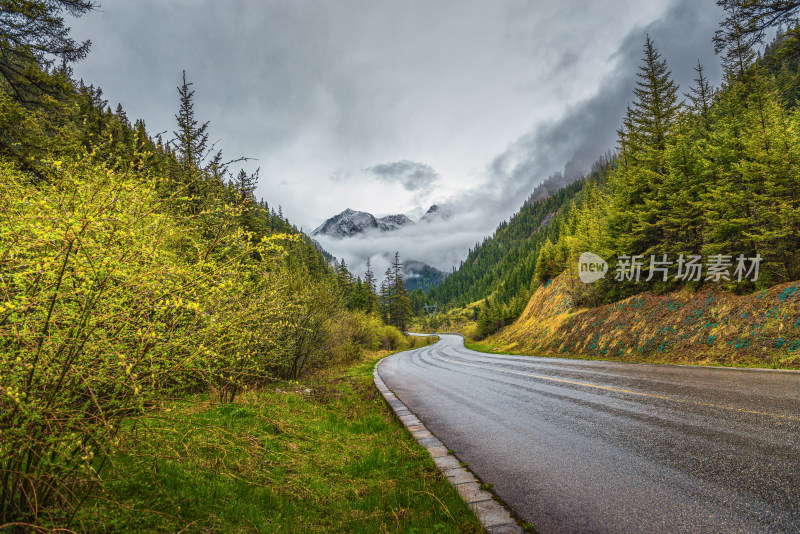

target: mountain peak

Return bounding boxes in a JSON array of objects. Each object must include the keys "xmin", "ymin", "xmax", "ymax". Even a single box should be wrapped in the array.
[
  {"xmin": 311, "ymin": 209, "xmax": 378, "ymax": 239},
  {"xmin": 377, "ymin": 214, "xmax": 415, "ymax": 232},
  {"xmin": 312, "ymin": 209, "xmax": 415, "ymax": 238},
  {"xmin": 420, "ymin": 204, "xmax": 453, "ymax": 224}
]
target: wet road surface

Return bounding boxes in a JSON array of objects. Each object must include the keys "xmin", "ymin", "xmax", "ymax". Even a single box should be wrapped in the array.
[{"xmin": 378, "ymin": 334, "xmax": 800, "ymax": 533}]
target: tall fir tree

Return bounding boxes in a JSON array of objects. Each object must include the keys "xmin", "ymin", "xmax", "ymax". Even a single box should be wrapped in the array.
[
  {"xmin": 390, "ymin": 252, "xmax": 411, "ymax": 331},
  {"xmin": 628, "ymin": 35, "xmax": 681, "ymax": 159},
  {"xmin": 173, "ymin": 70, "xmax": 209, "ymax": 171},
  {"xmin": 171, "ymin": 70, "xmax": 211, "ymax": 213},
  {"xmin": 715, "ymin": 0, "xmax": 758, "ymax": 80},
  {"xmin": 363, "ymin": 258, "xmax": 377, "ymax": 312},
  {"xmin": 609, "ymin": 36, "xmax": 681, "ymax": 260},
  {"xmin": 685, "ymin": 62, "xmax": 715, "ymax": 133},
  {"xmin": 379, "ymin": 267, "xmax": 392, "ymax": 324},
  {"xmin": 234, "ymin": 167, "xmax": 258, "ymax": 205},
  {"xmin": 377, "ymin": 253, "xmax": 412, "ymax": 330}
]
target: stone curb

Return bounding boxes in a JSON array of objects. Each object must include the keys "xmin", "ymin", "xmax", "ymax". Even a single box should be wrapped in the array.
[{"xmin": 374, "ymin": 359, "xmax": 524, "ymax": 534}]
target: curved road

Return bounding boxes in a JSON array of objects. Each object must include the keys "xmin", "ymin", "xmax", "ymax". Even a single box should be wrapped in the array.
[{"xmin": 379, "ymin": 334, "xmax": 800, "ymax": 533}]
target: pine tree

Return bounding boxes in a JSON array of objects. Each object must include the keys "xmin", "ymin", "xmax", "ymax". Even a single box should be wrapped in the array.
[
  {"xmin": 609, "ymin": 36, "xmax": 681, "ymax": 259},
  {"xmin": 714, "ymin": 0, "xmax": 758, "ymax": 80},
  {"xmin": 379, "ymin": 268, "xmax": 392, "ymax": 324},
  {"xmin": 363, "ymin": 258, "xmax": 377, "ymax": 312},
  {"xmin": 390, "ymin": 252, "xmax": 411, "ymax": 331},
  {"xmin": 714, "ymin": 1, "xmax": 800, "ymax": 65},
  {"xmin": 684, "ymin": 62, "xmax": 715, "ymax": 133},
  {"xmin": 628, "ymin": 35, "xmax": 681, "ymax": 159},
  {"xmin": 173, "ymin": 70, "xmax": 209, "ymax": 171},
  {"xmin": 170, "ymin": 71, "xmax": 212, "ymax": 213},
  {"xmin": 0, "ymin": 0, "xmax": 95, "ymax": 106},
  {"xmin": 114, "ymin": 103, "xmax": 129, "ymax": 126},
  {"xmin": 376, "ymin": 253, "xmax": 412, "ymax": 330},
  {"xmin": 660, "ymin": 111, "xmax": 706, "ymax": 258},
  {"xmin": 700, "ymin": 70, "xmax": 772, "ymax": 269},
  {"xmin": 350, "ymin": 277, "xmax": 369, "ymax": 311},
  {"xmin": 534, "ymin": 238, "xmax": 557, "ymax": 285},
  {"xmin": 704, "ymin": 71, "xmax": 800, "ymax": 286},
  {"xmin": 234, "ymin": 168, "xmax": 259, "ymax": 205},
  {"xmin": 336, "ymin": 259, "xmax": 352, "ymax": 285}
]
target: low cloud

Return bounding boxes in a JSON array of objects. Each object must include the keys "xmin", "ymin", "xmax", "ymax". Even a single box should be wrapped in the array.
[
  {"xmin": 315, "ymin": 208, "xmax": 488, "ymax": 281},
  {"xmin": 367, "ymin": 160, "xmax": 439, "ymax": 192},
  {"xmin": 318, "ymin": 0, "xmax": 724, "ymax": 276},
  {"xmin": 468, "ymin": 0, "xmax": 722, "ymax": 219}
]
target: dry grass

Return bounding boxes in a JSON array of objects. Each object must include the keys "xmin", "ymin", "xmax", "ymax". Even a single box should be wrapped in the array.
[{"xmin": 479, "ymin": 274, "xmax": 800, "ymax": 369}]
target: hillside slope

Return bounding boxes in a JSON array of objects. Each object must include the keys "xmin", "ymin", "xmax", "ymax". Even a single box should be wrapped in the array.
[
  {"xmin": 486, "ymin": 272, "xmax": 800, "ymax": 368},
  {"xmin": 428, "ymin": 157, "xmax": 612, "ymax": 311}
]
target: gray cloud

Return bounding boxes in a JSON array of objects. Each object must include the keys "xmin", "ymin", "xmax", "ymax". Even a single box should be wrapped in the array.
[
  {"xmin": 328, "ymin": 170, "xmax": 350, "ymax": 183},
  {"xmin": 438, "ymin": 0, "xmax": 723, "ymax": 223},
  {"xmin": 367, "ymin": 160, "xmax": 439, "ymax": 192},
  {"xmin": 67, "ymin": 0, "xmax": 726, "ymax": 273},
  {"xmin": 320, "ymin": 0, "xmax": 726, "ymax": 273}
]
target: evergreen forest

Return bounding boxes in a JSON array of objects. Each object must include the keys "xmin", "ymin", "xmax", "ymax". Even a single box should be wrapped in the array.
[{"xmin": 421, "ymin": 1, "xmax": 800, "ymax": 338}]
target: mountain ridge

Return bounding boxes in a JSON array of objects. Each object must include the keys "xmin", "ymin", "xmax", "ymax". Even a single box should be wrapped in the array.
[{"xmin": 312, "ymin": 205, "xmax": 447, "ymax": 239}]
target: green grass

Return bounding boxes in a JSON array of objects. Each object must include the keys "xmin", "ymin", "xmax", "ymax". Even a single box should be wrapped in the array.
[{"xmin": 71, "ymin": 352, "xmax": 482, "ymax": 533}]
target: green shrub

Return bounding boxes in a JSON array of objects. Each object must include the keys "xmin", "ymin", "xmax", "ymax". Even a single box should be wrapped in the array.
[{"xmin": 0, "ymin": 156, "xmax": 299, "ymax": 524}]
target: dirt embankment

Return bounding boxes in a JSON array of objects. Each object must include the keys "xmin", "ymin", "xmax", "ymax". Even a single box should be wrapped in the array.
[{"xmin": 489, "ymin": 273, "xmax": 800, "ymax": 368}]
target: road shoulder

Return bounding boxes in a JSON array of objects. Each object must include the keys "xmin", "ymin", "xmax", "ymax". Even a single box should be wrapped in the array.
[{"xmin": 374, "ymin": 356, "xmax": 526, "ymax": 534}]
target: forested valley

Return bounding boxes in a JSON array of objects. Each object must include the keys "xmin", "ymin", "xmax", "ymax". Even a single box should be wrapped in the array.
[{"xmin": 419, "ymin": 1, "xmax": 800, "ymax": 341}]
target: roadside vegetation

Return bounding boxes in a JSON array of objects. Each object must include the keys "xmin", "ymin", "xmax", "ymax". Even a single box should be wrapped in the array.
[
  {"xmin": 417, "ymin": 2, "xmax": 800, "ymax": 364},
  {"xmin": 470, "ymin": 272, "xmax": 800, "ymax": 369},
  {"xmin": 0, "ymin": 3, "xmax": 470, "ymax": 531},
  {"xmin": 67, "ymin": 344, "xmax": 483, "ymax": 533}
]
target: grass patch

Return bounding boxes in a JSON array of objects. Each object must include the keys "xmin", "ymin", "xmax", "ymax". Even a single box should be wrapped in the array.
[{"xmin": 70, "ymin": 351, "xmax": 482, "ymax": 533}]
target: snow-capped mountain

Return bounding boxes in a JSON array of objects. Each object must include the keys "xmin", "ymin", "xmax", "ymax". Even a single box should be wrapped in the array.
[
  {"xmin": 311, "ymin": 209, "xmax": 379, "ymax": 239},
  {"xmin": 377, "ymin": 214, "xmax": 415, "ymax": 232},
  {"xmin": 312, "ymin": 209, "xmax": 416, "ymax": 238},
  {"xmin": 312, "ymin": 205, "xmax": 452, "ymax": 239},
  {"xmin": 419, "ymin": 204, "xmax": 453, "ymax": 224}
]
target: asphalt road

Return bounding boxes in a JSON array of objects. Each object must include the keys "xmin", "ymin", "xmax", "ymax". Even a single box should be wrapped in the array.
[{"xmin": 378, "ymin": 334, "xmax": 800, "ymax": 534}]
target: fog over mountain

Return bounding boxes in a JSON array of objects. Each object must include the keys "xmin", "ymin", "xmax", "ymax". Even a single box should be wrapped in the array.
[
  {"xmin": 313, "ymin": 206, "xmax": 462, "ymax": 278},
  {"xmin": 317, "ymin": 0, "xmax": 722, "ymax": 279},
  {"xmin": 68, "ymin": 0, "xmax": 723, "ymax": 278}
]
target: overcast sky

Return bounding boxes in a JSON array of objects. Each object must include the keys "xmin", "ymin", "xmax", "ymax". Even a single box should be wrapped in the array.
[{"xmin": 69, "ymin": 0, "xmax": 724, "ymax": 276}]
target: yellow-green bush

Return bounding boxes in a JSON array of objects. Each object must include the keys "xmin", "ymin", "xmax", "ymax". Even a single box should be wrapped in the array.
[
  {"xmin": 378, "ymin": 324, "xmax": 407, "ymax": 350},
  {"xmin": 0, "ymin": 150, "xmax": 422, "ymax": 524},
  {"xmin": 0, "ymin": 155, "xmax": 309, "ymax": 523}
]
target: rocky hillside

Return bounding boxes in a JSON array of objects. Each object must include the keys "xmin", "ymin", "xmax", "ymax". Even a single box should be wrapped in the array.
[{"xmin": 486, "ymin": 272, "xmax": 800, "ymax": 368}]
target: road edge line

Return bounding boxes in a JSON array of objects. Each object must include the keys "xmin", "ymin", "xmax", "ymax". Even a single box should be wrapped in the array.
[{"xmin": 373, "ymin": 357, "xmax": 525, "ymax": 534}]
